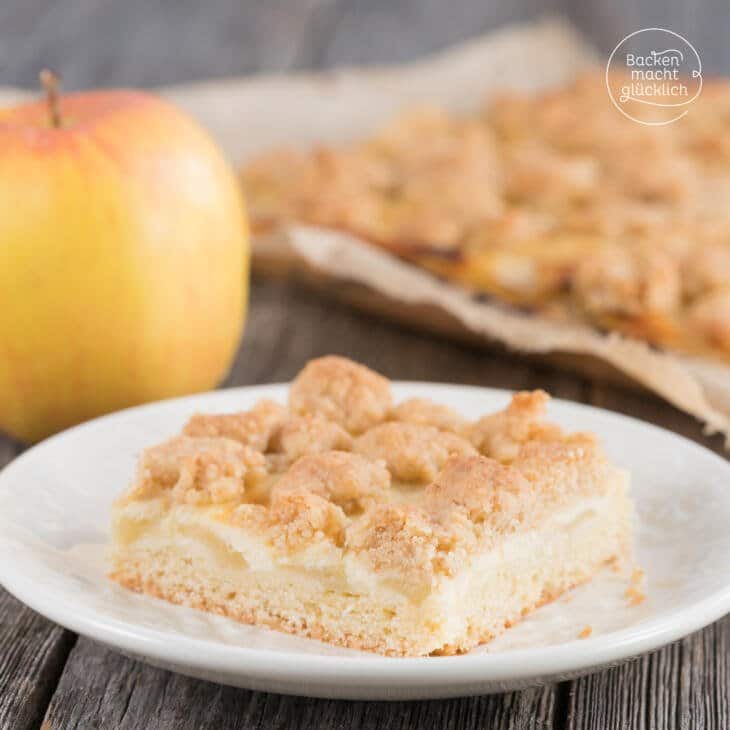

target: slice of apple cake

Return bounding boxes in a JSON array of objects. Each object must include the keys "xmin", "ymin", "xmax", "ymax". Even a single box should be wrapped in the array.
[{"xmin": 110, "ymin": 356, "xmax": 633, "ymax": 656}]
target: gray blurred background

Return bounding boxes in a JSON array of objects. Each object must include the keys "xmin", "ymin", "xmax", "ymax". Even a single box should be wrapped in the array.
[{"xmin": 0, "ymin": 0, "xmax": 728, "ymax": 89}]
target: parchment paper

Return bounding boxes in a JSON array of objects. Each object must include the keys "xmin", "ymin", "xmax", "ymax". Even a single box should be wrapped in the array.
[{"xmin": 3, "ymin": 18, "xmax": 729, "ymax": 439}]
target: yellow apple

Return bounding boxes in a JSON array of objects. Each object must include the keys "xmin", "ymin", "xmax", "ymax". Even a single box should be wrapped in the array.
[{"xmin": 0, "ymin": 77, "xmax": 248, "ymax": 442}]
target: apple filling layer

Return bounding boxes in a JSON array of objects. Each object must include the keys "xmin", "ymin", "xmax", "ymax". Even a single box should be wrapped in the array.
[{"xmin": 110, "ymin": 356, "xmax": 633, "ymax": 656}]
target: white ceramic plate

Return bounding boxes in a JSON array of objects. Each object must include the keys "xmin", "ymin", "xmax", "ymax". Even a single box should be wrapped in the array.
[{"xmin": 1, "ymin": 383, "xmax": 730, "ymax": 700}]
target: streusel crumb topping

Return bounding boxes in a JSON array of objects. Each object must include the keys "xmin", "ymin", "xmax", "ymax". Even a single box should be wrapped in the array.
[
  {"xmin": 183, "ymin": 399, "xmax": 287, "ymax": 452},
  {"xmin": 131, "ymin": 436, "xmax": 267, "ymax": 505},
  {"xmin": 231, "ymin": 488, "xmax": 347, "ymax": 556},
  {"xmin": 355, "ymin": 421, "xmax": 476, "ymax": 483},
  {"xmin": 268, "ymin": 416, "xmax": 353, "ymax": 465},
  {"xmin": 345, "ymin": 503, "xmax": 440, "ymax": 596},
  {"xmin": 122, "ymin": 357, "xmax": 618, "ymax": 569},
  {"xmin": 272, "ymin": 451, "xmax": 390, "ymax": 514},
  {"xmin": 468, "ymin": 389, "xmax": 562, "ymax": 462},
  {"xmin": 268, "ymin": 488, "xmax": 348, "ymax": 553},
  {"xmin": 424, "ymin": 454, "xmax": 529, "ymax": 530},
  {"xmin": 389, "ymin": 398, "xmax": 467, "ymax": 433},
  {"xmin": 289, "ymin": 356, "xmax": 392, "ymax": 434}
]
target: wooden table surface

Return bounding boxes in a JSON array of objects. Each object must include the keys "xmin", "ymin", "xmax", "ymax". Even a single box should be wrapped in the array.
[{"xmin": 2, "ymin": 2, "xmax": 730, "ymax": 728}]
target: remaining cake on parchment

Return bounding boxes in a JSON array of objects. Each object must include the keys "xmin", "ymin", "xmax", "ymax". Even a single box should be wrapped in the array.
[
  {"xmin": 243, "ymin": 73, "xmax": 730, "ymax": 363},
  {"xmin": 110, "ymin": 356, "xmax": 633, "ymax": 656}
]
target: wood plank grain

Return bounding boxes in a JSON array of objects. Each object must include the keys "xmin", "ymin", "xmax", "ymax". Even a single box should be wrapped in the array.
[
  {"xmin": 566, "ymin": 617, "xmax": 730, "ymax": 730},
  {"xmin": 0, "ymin": 436, "xmax": 77, "ymax": 730},
  {"xmin": 0, "ymin": 590, "xmax": 75, "ymax": 730},
  {"xmin": 42, "ymin": 637, "xmax": 558, "ymax": 730},
  {"xmin": 0, "ymin": 437, "xmax": 21, "ymax": 471}
]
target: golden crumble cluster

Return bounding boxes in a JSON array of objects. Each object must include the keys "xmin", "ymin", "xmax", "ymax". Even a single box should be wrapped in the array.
[
  {"xmin": 132, "ymin": 436, "xmax": 267, "ymax": 505},
  {"xmin": 242, "ymin": 72, "xmax": 730, "ymax": 363}
]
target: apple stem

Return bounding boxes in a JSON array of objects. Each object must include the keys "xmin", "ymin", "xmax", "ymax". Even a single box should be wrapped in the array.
[{"xmin": 39, "ymin": 69, "xmax": 62, "ymax": 128}]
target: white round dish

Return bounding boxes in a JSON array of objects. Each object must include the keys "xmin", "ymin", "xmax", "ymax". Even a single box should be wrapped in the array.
[{"xmin": 1, "ymin": 383, "xmax": 729, "ymax": 700}]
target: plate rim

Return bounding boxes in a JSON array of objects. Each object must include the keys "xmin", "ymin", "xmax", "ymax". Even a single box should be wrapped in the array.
[{"xmin": 2, "ymin": 381, "xmax": 730, "ymax": 690}]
